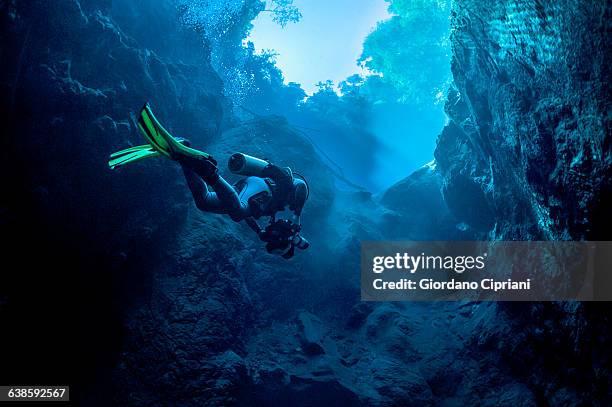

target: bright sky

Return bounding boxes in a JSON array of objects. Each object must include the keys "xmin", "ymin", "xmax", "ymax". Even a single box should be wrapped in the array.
[{"xmin": 247, "ymin": 0, "xmax": 391, "ymax": 94}]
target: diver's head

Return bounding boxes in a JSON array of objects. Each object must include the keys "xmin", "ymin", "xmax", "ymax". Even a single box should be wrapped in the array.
[{"xmin": 289, "ymin": 177, "xmax": 308, "ymax": 214}]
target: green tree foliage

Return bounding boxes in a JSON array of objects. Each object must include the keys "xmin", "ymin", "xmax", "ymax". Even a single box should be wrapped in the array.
[
  {"xmin": 240, "ymin": 42, "xmax": 307, "ymax": 112},
  {"xmin": 306, "ymin": 78, "xmax": 373, "ymax": 130},
  {"xmin": 359, "ymin": 0, "xmax": 451, "ymax": 106},
  {"xmin": 264, "ymin": 0, "xmax": 302, "ymax": 27}
]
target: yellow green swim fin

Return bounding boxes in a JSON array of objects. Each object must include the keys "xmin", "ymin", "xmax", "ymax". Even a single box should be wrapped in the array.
[
  {"xmin": 108, "ymin": 103, "xmax": 212, "ymax": 170},
  {"xmin": 137, "ymin": 103, "xmax": 212, "ymax": 160},
  {"xmin": 108, "ymin": 145, "xmax": 160, "ymax": 169}
]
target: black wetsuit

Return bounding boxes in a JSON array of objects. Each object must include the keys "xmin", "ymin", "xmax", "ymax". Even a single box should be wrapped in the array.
[{"xmin": 180, "ymin": 161, "xmax": 297, "ymax": 235}]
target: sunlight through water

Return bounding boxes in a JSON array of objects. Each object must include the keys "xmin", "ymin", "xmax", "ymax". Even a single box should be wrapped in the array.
[{"xmin": 247, "ymin": 0, "xmax": 391, "ymax": 94}]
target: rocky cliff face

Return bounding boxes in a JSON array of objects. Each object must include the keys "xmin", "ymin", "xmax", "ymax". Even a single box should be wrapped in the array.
[
  {"xmin": 435, "ymin": 0, "xmax": 611, "ymax": 241},
  {"xmin": 1, "ymin": 0, "xmax": 233, "ymax": 395},
  {"xmin": 433, "ymin": 1, "xmax": 611, "ymax": 404}
]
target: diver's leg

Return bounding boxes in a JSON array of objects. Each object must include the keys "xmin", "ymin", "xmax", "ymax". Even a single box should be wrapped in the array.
[
  {"xmin": 180, "ymin": 156, "xmax": 247, "ymax": 219},
  {"xmin": 180, "ymin": 164, "xmax": 226, "ymax": 214},
  {"xmin": 208, "ymin": 176, "xmax": 248, "ymax": 221}
]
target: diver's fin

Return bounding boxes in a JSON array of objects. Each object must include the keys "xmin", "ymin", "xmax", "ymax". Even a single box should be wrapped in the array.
[
  {"xmin": 109, "ymin": 103, "xmax": 212, "ymax": 169},
  {"xmin": 137, "ymin": 105, "xmax": 172, "ymax": 158},
  {"xmin": 108, "ymin": 145, "xmax": 160, "ymax": 169},
  {"xmin": 109, "ymin": 144, "xmax": 153, "ymax": 159},
  {"xmin": 137, "ymin": 104, "xmax": 212, "ymax": 160},
  {"xmin": 138, "ymin": 103, "xmax": 213, "ymax": 159}
]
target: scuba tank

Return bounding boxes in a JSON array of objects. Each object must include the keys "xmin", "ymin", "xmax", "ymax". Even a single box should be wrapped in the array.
[{"xmin": 228, "ymin": 153, "xmax": 270, "ymax": 176}]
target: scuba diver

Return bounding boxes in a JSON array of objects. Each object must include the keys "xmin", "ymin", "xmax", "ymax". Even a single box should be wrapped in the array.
[{"xmin": 108, "ymin": 104, "xmax": 310, "ymax": 259}]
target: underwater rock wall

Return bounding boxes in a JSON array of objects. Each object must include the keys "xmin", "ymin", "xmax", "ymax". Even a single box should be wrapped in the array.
[
  {"xmin": 435, "ymin": 0, "xmax": 611, "ymax": 240},
  {"xmin": 1, "ymin": 0, "xmax": 234, "ymax": 396},
  {"xmin": 1, "ymin": 0, "xmax": 229, "ymax": 260},
  {"xmin": 433, "ymin": 1, "xmax": 611, "ymax": 404}
]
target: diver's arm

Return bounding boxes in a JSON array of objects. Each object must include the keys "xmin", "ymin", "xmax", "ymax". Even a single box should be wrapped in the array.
[
  {"xmin": 261, "ymin": 164, "xmax": 293, "ymax": 190},
  {"xmin": 291, "ymin": 213, "xmax": 301, "ymax": 227},
  {"xmin": 260, "ymin": 163, "xmax": 290, "ymax": 179}
]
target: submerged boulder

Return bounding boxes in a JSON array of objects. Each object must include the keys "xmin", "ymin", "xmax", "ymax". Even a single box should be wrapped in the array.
[
  {"xmin": 379, "ymin": 161, "xmax": 470, "ymax": 239},
  {"xmin": 296, "ymin": 311, "xmax": 327, "ymax": 355}
]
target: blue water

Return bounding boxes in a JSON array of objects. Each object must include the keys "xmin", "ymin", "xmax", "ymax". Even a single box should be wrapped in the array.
[{"xmin": 143, "ymin": 0, "xmax": 453, "ymax": 192}]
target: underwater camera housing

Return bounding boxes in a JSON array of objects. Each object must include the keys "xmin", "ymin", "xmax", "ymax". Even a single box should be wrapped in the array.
[
  {"xmin": 260, "ymin": 219, "xmax": 309, "ymax": 258},
  {"xmin": 228, "ymin": 152, "xmax": 270, "ymax": 176}
]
